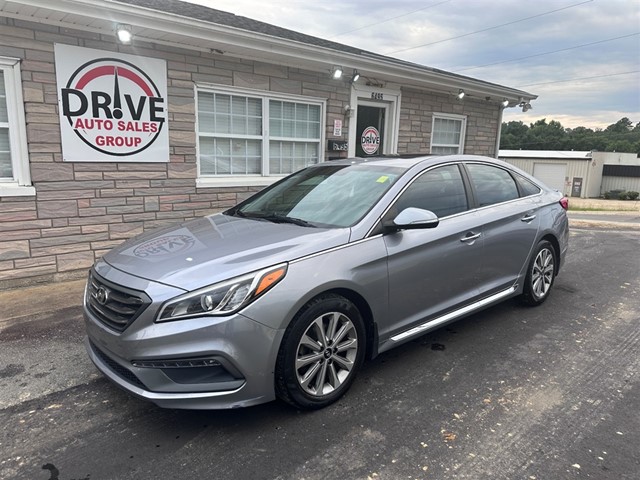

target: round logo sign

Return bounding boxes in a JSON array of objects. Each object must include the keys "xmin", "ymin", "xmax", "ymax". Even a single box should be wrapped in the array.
[
  {"xmin": 61, "ymin": 58, "xmax": 165, "ymax": 156},
  {"xmin": 361, "ymin": 126, "xmax": 380, "ymax": 155}
]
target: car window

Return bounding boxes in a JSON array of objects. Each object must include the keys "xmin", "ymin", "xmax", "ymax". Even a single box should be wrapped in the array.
[
  {"xmin": 393, "ymin": 164, "xmax": 468, "ymax": 218},
  {"xmin": 466, "ymin": 163, "xmax": 519, "ymax": 207},
  {"xmin": 234, "ymin": 164, "xmax": 404, "ymax": 228},
  {"xmin": 514, "ymin": 173, "xmax": 542, "ymax": 197}
]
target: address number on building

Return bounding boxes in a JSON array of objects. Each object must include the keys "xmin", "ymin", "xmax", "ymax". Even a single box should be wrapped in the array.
[{"xmin": 371, "ymin": 92, "xmax": 383, "ymax": 100}]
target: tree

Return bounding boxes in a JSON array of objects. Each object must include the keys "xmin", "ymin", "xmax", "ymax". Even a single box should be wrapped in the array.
[
  {"xmin": 605, "ymin": 117, "xmax": 633, "ymax": 133},
  {"xmin": 500, "ymin": 117, "xmax": 640, "ymax": 155}
]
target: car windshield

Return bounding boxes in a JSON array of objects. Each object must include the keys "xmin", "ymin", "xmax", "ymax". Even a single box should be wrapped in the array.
[{"xmin": 228, "ymin": 163, "xmax": 404, "ymax": 228}]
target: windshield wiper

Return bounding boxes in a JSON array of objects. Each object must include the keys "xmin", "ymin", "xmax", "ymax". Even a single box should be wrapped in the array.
[
  {"xmin": 259, "ymin": 214, "xmax": 316, "ymax": 227},
  {"xmin": 233, "ymin": 211, "xmax": 316, "ymax": 227}
]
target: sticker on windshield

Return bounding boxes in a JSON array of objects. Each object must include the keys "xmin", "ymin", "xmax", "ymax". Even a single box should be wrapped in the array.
[{"xmin": 376, "ymin": 175, "xmax": 389, "ymax": 183}]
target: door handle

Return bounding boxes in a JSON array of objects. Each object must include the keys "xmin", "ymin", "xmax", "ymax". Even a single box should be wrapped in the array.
[
  {"xmin": 521, "ymin": 214, "xmax": 536, "ymax": 223},
  {"xmin": 460, "ymin": 232, "xmax": 481, "ymax": 243}
]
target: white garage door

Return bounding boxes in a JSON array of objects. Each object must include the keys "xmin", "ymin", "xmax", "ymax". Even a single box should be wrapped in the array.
[{"xmin": 533, "ymin": 163, "xmax": 566, "ymax": 192}]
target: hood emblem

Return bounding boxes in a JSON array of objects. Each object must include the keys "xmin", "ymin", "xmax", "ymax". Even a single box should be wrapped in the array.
[{"xmin": 96, "ymin": 286, "xmax": 110, "ymax": 305}]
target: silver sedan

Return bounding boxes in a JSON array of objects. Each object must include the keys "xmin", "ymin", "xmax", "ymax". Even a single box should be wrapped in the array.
[{"xmin": 84, "ymin": 155, "xmax": 569, "ymax": 409}]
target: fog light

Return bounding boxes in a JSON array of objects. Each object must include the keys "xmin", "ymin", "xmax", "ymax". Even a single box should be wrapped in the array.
[{"xmin": 131, "ymin": 358, "xmax": 221, "ymax": 368}]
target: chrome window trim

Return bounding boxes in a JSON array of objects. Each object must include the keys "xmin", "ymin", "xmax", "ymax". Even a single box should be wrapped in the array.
[{"xmin": 365, "ymin": 160, "xmax": 473, "ymax": 238}]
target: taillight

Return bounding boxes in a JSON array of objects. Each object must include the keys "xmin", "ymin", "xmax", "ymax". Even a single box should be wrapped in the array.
[{"xmin": 559, "ymin": 197, "xmax": 569, "ymax": 210}]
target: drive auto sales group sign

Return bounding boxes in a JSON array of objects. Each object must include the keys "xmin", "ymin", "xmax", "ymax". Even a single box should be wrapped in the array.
[{"xmin": 55, "ymin": 44, "xmax": 169, "ymax": 162}]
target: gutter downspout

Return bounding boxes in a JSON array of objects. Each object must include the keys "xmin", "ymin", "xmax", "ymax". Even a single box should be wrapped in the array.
[{"xmin": 494, "ymin": 106, "xmax": 504, "ymax": 158}]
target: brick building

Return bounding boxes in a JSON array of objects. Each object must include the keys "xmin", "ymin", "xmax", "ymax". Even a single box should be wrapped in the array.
[{"xmin": 0, "ymin": 0, "xmax": 536, "ymax": 288}]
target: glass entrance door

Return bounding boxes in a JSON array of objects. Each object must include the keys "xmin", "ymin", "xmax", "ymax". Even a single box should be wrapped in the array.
[{"xmin": 356, "ymin": 105, "xmax": 385, "ymax": 157}]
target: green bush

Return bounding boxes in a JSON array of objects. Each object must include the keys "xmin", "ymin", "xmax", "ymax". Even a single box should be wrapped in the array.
[
  {"xmin": 603, "ymin": 191, "xmax": 611, "ymax": 199},
  {"xmin": 628, "ymin": 191, "xmax": 639, "ymax": 200},
  {"xmin": 618, "ymin": 192, "xmax": 629, "ymax": 200}
]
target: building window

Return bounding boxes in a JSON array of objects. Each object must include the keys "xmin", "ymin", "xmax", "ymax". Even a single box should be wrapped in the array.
[
  {"xmin": 430, "ymin": 113, "xmax": 466, "ymax": 155},
  {"xmin": 0, "ymin": 57, "xmax": 33, "ymax": 196},
  {"xmin": 197, "ymin": 87, "xmax": 324, "ymax": 185}
]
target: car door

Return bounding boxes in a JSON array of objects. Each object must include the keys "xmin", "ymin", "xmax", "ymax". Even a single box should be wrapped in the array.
[
  {"xmin": 464, "ymin": 163, "xmax": 541, "ymax": 295},
  {"xmin": 381, "ymin": 164, "xmax": 484, "ymax": 340}
]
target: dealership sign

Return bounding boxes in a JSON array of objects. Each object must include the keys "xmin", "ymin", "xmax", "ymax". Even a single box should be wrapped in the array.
[
  {"xmin": 361, "ymin": 126, "xmax": 380, "ymax": 155},
  {"xmin": 55, "ymin": 44, "xmax": 169, "ymax": 162}
]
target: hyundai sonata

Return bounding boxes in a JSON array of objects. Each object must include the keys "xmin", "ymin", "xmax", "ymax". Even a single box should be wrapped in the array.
[{"xmin": 84, "ymin": 155, "xmax": 569, "ymax": 410}]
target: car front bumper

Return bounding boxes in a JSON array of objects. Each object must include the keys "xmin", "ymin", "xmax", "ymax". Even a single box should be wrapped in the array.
[{"xmin": 83, "ymin": 267, "xmax": 285, "ymax": 409}]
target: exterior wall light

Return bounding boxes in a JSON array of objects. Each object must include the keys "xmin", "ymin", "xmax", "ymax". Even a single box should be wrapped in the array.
[
  {"xmin": 518, "ymin": 97, "xmax": 532, "ymax": 112},
  {"xmin": 352, "ymin": 69, "xmax": 360, "ymax": 83},
  {"xmin": 457, "ymin": 89, "xmax": 465, "ymax": 100},
  {"xmin": 116, "ymin": 24, "xmax": 133, "ymax": 44},
  {"xmin": 501, "ymin": 98, "xmax": 509, "ymax": 107},
  {"xmin": 332, "ymin": 66, "xmax": 343, "ymax": 79}
]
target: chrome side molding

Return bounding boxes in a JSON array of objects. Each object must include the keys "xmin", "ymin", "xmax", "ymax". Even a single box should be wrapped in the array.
[{"xmin": 390, "ymin": 286, "xmax": 517, "ymax": 342}]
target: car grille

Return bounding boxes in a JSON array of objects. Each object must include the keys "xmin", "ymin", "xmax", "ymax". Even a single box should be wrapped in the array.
[
  {"xmin": 86, "ymin": 271, "xmax": 151, "ymax": 333},
  {"xmin": 89, "ymin": 340, "xmax": 147, "ymax": 390}
]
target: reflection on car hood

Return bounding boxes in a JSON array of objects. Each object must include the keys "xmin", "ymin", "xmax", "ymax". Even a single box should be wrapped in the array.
[{"xmin": 103, "ymin": 213, "xmax": 351, "ymax": 291}]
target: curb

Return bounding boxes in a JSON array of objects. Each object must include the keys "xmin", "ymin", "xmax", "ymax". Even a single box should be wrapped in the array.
[{"xmin": 569, "ymin": 219, "xmax": 640, "ymax": 231}]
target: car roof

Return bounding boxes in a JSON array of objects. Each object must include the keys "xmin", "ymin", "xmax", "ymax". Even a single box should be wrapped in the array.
[{"xmin": 319, "ymin": 154, "xmax": 514, "ymax": 171}]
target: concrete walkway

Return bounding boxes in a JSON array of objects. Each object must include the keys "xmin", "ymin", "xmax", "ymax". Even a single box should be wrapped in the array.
[{"xmin": 0, "ymin": 279, "xmax": 85, "ymax": 325}]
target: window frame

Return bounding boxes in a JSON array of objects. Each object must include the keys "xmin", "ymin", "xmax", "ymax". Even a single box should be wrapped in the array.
[
  {"xmin": 391, "ymin": 163, "xmax": 469, "ymax": 219},
  {"xmin": 430, "ymin": 113, "xmax": 467, "ymax": 155},
  {"xmin": 0, "ymin": 57, "xmax": 33, "ymax": 197},
  {"xmin": 195, "ymin": 85, "xmax": 326, "ymax": 188},
  {"xmin": 463, "ymin": 162, "xmax": 521, "ymax": 208}
]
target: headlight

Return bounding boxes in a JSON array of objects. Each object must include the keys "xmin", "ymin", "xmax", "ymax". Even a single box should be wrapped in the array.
[{"xmin": 157, "ymin": 263, "xmax": 287, "ymax": 322}]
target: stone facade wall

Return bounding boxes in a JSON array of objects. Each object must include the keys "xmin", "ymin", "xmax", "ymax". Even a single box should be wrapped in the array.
[
  {"xmin": 0, "ymin": 18, "xmax": 355, "ymax": 288},
  {"xmin": 0, "ymin": 18, "xmax": 502, "ymax": 289},
  {"xmin": 399, "ymin": 87, "xmax": 500, "ymax": 156}
]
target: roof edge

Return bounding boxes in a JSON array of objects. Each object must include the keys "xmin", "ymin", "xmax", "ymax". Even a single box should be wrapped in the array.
[{"xmin": 9, "ymin": 0, "xmax": 537, "ymax": 102}]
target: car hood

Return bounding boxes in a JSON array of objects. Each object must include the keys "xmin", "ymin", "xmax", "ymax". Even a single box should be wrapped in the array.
[{"xmin": 103, "ymin": 213, "xmax": 351, "ymax": 291}]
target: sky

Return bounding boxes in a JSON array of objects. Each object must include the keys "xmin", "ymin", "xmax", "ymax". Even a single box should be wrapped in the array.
[{"xmin": 188, "ymin": 0, "xmax": 639, "ymax": 130}]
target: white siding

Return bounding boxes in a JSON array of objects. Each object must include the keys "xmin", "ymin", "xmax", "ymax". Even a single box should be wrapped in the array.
[{"xmin": 601, "ymin": 176, "xmax": 640, "ymax": 194}]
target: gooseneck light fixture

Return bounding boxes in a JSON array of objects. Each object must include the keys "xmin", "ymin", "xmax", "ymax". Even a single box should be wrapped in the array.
[
  {"xmin": 331, "ymin": 66, "xmax": 343, "ymax": 79},
  {"xmin": 457, "ymin": 89, "xmax": 465, "ymax": 100},
  {"xmin": 116, "ymin": 24, "xmax": 133, "ymax": 44},
  {"xmin": 351, "ymin": 69, "xmax": 360, "ymax": 83},
  {"xmin": 501, "ymin": 98, "xmax": 509, "ymax": 108}
]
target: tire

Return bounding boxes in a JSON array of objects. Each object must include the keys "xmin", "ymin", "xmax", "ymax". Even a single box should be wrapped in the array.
[
  {"xmin": 275, "ymin": 294, "xmax": 366, "ymax": 410},
  {"xmin": 520, "ymin": 240, "xmax": 557, "ymax": 306}
]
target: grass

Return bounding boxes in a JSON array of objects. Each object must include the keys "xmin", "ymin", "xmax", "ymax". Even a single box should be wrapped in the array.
[
  {"xmin": 568, "ymin": 206, "xmax": 639, "ymax": 212},
  {"xmin": 567, "ymin": 198, "xmax": 640, "ymax": 213}
]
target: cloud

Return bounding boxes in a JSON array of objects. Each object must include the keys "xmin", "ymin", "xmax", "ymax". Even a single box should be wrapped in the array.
[{"xmin": 188, "ymin": 0, "xmax": 640, "ymax": 129}]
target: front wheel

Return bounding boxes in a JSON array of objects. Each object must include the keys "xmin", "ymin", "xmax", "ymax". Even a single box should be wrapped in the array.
[
  {"xmin": 275, "ymin": 294, "xmax": 365, "ymax": 410},
  {"xmin": 520, "ymin": 240, "xmax": 557, "ymax": 306}
]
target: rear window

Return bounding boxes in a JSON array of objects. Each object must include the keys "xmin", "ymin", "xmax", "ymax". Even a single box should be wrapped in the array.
[
  {"xmin": 466, "ymin": 164, "xmax": 519, "ymax": 207},
  {"xmin": 514, "ymin": 174, "xmax": 542, "ymax": 197}
]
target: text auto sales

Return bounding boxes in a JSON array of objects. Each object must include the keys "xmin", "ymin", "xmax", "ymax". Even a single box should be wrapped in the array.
[{"xmin": 62, "ymin": 89, "xmax": 164, "ymax": 147}]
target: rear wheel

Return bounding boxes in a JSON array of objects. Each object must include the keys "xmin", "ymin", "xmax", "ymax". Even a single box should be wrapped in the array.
[
  {"xmin": 275, "ymin": 294, "xmax": 365, "ymax": 409},
  {"xmin": 520, "ymin": 240, "xmax": 557, "ymax": 306}
]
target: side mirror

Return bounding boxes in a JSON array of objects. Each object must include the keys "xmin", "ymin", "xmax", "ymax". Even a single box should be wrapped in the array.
[{"xmin": 384, "ymin": 207, "xmax": 439, "ymax": 232}]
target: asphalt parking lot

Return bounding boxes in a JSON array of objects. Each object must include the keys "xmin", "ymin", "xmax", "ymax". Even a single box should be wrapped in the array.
[{"xmin": 1, "ymin": 226, "xmax": 639, "ymax": 480}]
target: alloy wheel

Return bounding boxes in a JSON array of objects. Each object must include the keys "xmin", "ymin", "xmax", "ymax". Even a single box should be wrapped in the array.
[
  {"xmin": 532, "ymin": 247, "xmax": 555, "ymax": 299},
  {"xmin": 295, "ymin": 311, "xmax": 359, "ymax": 397}
]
